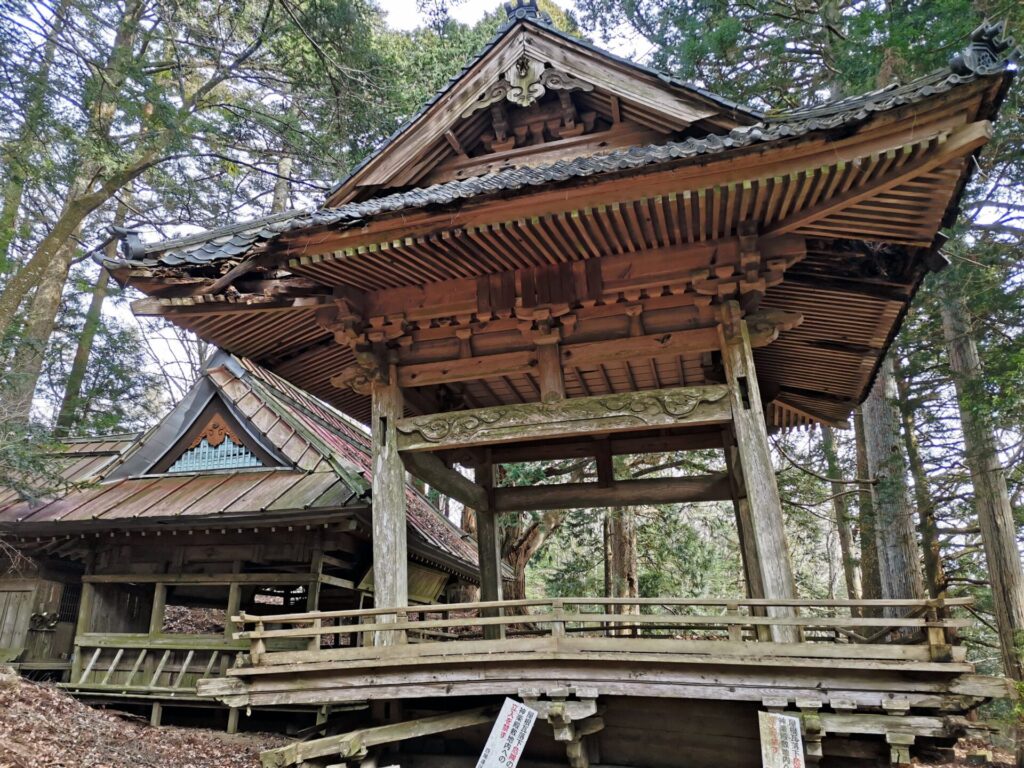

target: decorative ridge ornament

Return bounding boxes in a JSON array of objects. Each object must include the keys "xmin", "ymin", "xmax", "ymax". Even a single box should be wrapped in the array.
[
  {"xmin": 503, "ymin": 0, "xmax": 549, "ymax": 23},
  {"xmin": 949, "ymin": 20, "xmax": 1021, "ymax": 76}
]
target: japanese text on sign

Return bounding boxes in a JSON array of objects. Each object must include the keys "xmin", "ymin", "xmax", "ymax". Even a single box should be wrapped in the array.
[
  {"xmin": 476, "ymin": 698, "xmax": 538, "ymax": 768},
  {"xmin": 759, "ymin": 711, "xmax": 805, "ymax": 768}
]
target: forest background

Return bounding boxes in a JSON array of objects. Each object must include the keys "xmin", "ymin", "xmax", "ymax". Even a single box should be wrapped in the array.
[{"xmin": 1, "ymin": 0, "xmax": 1023, "ymax": 733}]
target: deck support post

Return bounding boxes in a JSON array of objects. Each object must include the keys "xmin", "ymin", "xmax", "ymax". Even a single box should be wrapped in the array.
[
  {"xmin": 720, "ymin": 301, "xmax": 798, "ymax": 641},
  {"xmin": 371, "ymin": 360, "xmax": 408, "ymax": 646},
  {"xmin": 886, "ymin": 733, "xmax": 915, "ymax": 767},
  {"xmin": 475, "ymin": 452, "xmax": 504, "ymax": 640}
]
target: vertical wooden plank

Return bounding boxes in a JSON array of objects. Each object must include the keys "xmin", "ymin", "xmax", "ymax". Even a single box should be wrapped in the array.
[
  {"xmin": 149, "ymin": 583, "xmax": 167, "ymax": 636},
  {"xmin": 307, "ymin": 548, "xmax": 323, "ymax": 651},
  {"xmin": 371, "ymin": 362, "xmax": 408, "ymax": 646},
  {"xmin": 536, "ymin": 341, "xmax": 565, "ymax": 403},
  {"xmin": 720, "ymin": 300, "xmax": 798, "ymax": 642},
  {"xmin": 70, "ymin": 577, "xmax": 95, "ymax": 683},
  {"xmin": 476, "ymin": 453, "xmax": 504, "ymax": 641}
]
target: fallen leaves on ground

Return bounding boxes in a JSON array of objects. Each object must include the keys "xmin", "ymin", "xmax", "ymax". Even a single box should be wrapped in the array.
[{"xmin": 0, "ymin": 669, "xmax": 287, "ymax": 768}]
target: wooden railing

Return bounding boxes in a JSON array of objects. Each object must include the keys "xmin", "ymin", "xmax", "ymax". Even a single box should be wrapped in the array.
[
  {"xmin": 231, "ymin": 597, "xmax": 971, "ymax": 665},
  {"xmin": 66, "ymin": 634, "xmax": 248, "ymax": 696}
]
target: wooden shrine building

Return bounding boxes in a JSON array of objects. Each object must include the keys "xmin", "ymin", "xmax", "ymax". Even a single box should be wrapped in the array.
[
  {"xmin": 0, "ymin": 351, "xmax": 483, "ymax": 730},
  {"xmin": 95, "ymin": 5, "xmax": 1020, "ymax": 766}
]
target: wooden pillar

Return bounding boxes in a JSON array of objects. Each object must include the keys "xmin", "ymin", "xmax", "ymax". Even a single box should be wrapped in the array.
[
  {"xmin": 70, "ymin": 577, "xmax": 95, "ymax": 683},
  {"xmin": 723, "ymin": 438, "xmax": 765, "ymax": 601},
  {"xmin": 720, "ymin": 301, "xmax": 798, "ymax": 641},
  {"xmin": 475, "ymin": 453, "xmax": 504, "ymax": 640},
  {"xmin": 371, "ymin": 363, "xmax": 408, "ymax": 645},
  {"xmin": 150, "ymin": 583, "xmax": 167, "ymax": 635}
]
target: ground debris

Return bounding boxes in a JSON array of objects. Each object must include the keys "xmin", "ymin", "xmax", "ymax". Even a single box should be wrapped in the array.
[{"xmin": 0, "ymin": 669, "xmax": 285, "ymax": 768}]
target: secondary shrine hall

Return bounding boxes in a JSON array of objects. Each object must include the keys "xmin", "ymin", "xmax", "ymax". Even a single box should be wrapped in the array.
[{"xmin": 92, "ymin": 5, "xmax": 1021, "ymax": 767}]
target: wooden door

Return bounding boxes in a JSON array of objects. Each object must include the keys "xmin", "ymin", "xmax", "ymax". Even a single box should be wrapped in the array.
[{"xmin": 0, "ymin": 588, "xmax": 34, "ymax": 661}]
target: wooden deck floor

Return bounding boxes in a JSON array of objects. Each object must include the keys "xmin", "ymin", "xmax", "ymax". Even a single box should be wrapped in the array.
[{"xmin": 197, "ymin": 597, "xmax": 1010, "ymax": 711}]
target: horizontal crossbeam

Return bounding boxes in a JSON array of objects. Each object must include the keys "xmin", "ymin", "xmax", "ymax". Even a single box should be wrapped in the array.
[{"xmin": 396, "ymin": 384, "xmax": 732, "ymax": 452}]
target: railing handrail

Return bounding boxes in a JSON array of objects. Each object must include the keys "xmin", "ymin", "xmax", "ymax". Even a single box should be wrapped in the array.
[
  {"xmin": 234, "ymin": 596, "xmax": 972, "ymax": 626},
  {"xmin": 75, "ymin": 633, "xmax": 248, "ymax": 651},
  {"xmin": 235, "ymin": 610, "xmax": 970, "ymax": 642}
]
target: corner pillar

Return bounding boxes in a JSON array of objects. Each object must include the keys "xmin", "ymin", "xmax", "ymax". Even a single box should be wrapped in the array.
[
  {"xmin": 475, "ymin": 453, "xmax": 505, "ymax": 640},
  {"xmin": 370, "ymin": 360, "xmax": 408, "ymax": 646},
  {"xmin": 720, "ymin": 301, "xmax": 798, "ymax": 641}
]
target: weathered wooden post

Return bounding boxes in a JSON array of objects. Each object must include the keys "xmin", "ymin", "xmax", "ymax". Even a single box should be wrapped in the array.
[
  {"xmin": 720, "ymin": 300, "xmax": 798, "ymax": 642},
  {"xmin": 371, "ymin": 356, "xmax": 408, "ymax": 646},
  {"xmin": 475, "ymin": 452, "xmax": 505, "ymax": 640}
]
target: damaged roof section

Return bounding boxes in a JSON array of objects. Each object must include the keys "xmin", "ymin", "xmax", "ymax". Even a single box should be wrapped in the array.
[{"xmin": 0, "ymin": 353, "xmax": 480, "ymax": 578}]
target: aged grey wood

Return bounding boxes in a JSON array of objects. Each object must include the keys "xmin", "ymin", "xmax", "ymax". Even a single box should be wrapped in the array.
[
  {"xmin": 720, "ymin": 302, "xmax": 797, "ymax": 641},
  {"xmin": 493, "ymin": 474, "xmax": 731, "ymax": 512},
  {"xmin": 370, "ymin": 367, "xmax": 408, "ymax": 645},
  {"xmin": 401, "ymin": 451, "xmax": 488, "ymax": 512},
  {"xmin": 261, "ymin": 706, "xmax": 495, "ymax": 767},
  {"xmin": 475, "ymin": 455, "xmax": 504, "ymax": 640},
  {"xmin": 396, "ymin": 384, "xmax": 731, "ymax": 452}
]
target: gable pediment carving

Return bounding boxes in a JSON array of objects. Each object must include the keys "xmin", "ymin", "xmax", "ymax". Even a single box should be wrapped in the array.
[
  {"xmin": 460, "ymin": 55, "xmax": 593, "ymax": 116},
  {"xmin": 327, "ymin": 19, "xmax": 740, "ymax": 202}
]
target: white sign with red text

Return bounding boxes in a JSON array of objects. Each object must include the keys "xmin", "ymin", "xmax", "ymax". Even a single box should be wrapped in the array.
[
  {"xmin": 476, "ymin": 698, "xmax": 538, "ymax": 768},
  {"xmin": 759, "ymin": 711, "xmax": 805, "ymax": 768}
]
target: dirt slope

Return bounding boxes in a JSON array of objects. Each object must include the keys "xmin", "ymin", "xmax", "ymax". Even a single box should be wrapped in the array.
[{"xmin": 0, "ymin": 669, "xmax": 284, "ymax": 768}]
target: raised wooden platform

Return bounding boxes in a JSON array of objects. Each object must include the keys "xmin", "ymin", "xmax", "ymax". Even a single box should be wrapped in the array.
[
  {"xmin": 194, "ymin": 597, "xmax": 1009, "ymax": 767},
  {"xmin": 202, "ymin": 597, "xmax": 1003, "ymax": 706}
]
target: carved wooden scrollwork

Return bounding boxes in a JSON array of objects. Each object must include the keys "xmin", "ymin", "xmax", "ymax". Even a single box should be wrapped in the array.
[
  {"xmin": 330, "ymin": 350, "xmax": 385, "ymax": 396},
  {"xmin": 461, "ymin": 56, "xmax": 593, "ymax": 118},
  {"xmin": 397, "ymin": 384, "xmax": 731, "ymax": 451},
  {"xmin": 189, "ymin": 416, "xmax": 240, "ymax": 449}
]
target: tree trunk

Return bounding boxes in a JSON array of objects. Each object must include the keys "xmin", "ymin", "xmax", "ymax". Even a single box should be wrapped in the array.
[
  {"xmin": 0, "ymin": 0, "xmax": 71, "ymax": 272},
  {"xmin": 52, "ymin": 200, "xmax": 128, "ymax": 435},
  {"xmin": 272, "ymin": 154, "xmax": 293, "ymax": 213},
  {"xmin": 862, "ymin": 355, "xmax": 925, "ymax": 613},
  {"xmin": 5, "ymin": 230, "xmax": 81, "ymax": 417},
  {"xmin": 821, "ymin": 426, "xmax": 862, "ymax": 606},
  {"xmin": 854, "ymin": 407, "xmax": 883, "ymax": 605},
  {"xmin": 893, "ymin": 357, "xmax": 947, "ymax": 601},
  {"xmin": 940, "ymin": 286, "xmax": 1024, "ymax": 683},
  {"xmin": 53, "ymin": 266, "xmax": 110, "ymax": 436},
  {"xmin": 606, "ymin": 506, "xmax": 639, "ymax": 618},
  {"xmin": 0, "ymin": 0, "xmax": 149, "ymax": 352}
]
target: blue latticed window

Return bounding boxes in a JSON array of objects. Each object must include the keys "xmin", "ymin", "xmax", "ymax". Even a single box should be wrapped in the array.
[{"xmin": 167, "ymin": 435, "xmax": 261, "ymax": 472}]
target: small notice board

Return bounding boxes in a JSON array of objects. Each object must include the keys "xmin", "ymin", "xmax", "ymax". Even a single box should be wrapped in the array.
[
  {"xmin": 476, "ymin": 698, "xmax": 538, "ymax": 768},
  {"xmin": 758, "ymin": 711, "xmax": 805, "ymax": 768}
]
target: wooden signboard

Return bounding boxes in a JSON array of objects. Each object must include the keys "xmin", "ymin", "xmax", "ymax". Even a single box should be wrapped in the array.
[
  {"xmin": 758, "ymin": 711, "xmax": 805, "ymax": 768},
  {"xmin": 476, "ymin": 698, "xmax": 538, "ymax": 768}
]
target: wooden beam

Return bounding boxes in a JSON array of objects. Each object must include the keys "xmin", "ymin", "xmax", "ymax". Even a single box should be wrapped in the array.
[
  {"xmin": 371, "ymin": 364, "xmax": 408, "ymax": 645},
  {"xmin": 401, "ymin": 451, "xmax": 489, "ymax": 512},
  {"xmin": 260, "ymin": 706, "xmax": 496, "ymax": 767},
  {"xmin": 486, "ymin": 431, "xmax": 727, "ymax": 463},
  {"xmin": 396, "ymin": 317, "xmax": 794, "ymax": 390},
  {"xmin": 397, "ymin": 384, "xmax": 732, "ymax": 452},
  {"xmin": 493, "ymin": 474, "xmax": 732, "ymax": 512},
  {"xmin": 83, "ymin": 573, "xmax": 317, "ymax": 585}
]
